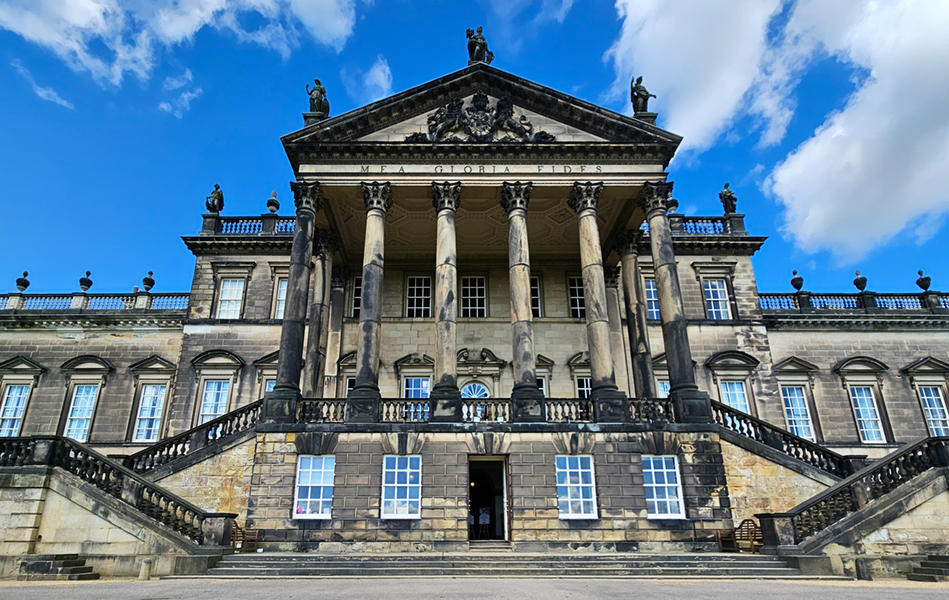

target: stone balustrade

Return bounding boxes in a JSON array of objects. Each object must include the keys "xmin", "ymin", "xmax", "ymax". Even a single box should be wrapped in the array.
[
  {"xmin": 0, "ymin": 292, "xmax": 190, "ymax": 312},
  {"xmin": 639, "ymin": 214, "xmax": 746, "ymax": 236},
  {"xmin": 202, "ymin": 214, "xmax": 296, "ymax": 236},
  {"xmin": 759, "ymin": 291, "xmax": 949, "ymax": 314}
]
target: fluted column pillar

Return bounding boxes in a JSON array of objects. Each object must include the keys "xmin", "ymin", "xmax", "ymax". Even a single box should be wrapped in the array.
[
  {"xmin": 265, "ymin": 181, "xmax": 320, "ymax": 423},
  {"xmin": 638, "ymin": 181, "xmax": 711, "ymax": 422},
  {"xmin": 346, "ymin": 181, "xmax": 392, "ymax": 423},
  {"xmin": 430, "ymin": 182, "xmax": 463, "ymax": 421},
  {"xmin": 614, "ymin": 230, "xmax": 656, "ymax": 398},
  {"xmin": 302, "ymin": 229, "xmax": 338, "ymax": 398},
  {"xmin": 568, "ymin": 182, "xmax": 627, "ymax": 421},
  {"xmin": 501, "ymin": 182, "xmax": 545, "ymax": 421}
]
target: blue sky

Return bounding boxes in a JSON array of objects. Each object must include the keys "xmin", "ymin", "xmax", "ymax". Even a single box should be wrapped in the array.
[{"xmin": 2, "ymin": 0, "xmax": 948, "ymax": 296}]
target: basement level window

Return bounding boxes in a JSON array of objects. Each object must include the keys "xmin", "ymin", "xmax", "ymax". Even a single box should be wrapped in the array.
[
  {"xmin": 555, "ymin": 455, "xmax": 598, "ymax": 519},
  {"xmin": 381, "ymin": 455, "xmax": 421, "ymax": 519},
  {"xmin": 294, "ymin": 455, "xmax": 335, "ymax": 519},
  {"xmin": 643, "ymin": 455, "xmax": 685, "ymax": 519}
]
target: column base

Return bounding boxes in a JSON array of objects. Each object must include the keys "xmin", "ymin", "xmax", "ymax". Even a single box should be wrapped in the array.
[
  {"xmin": 262, "ymin": 387, "xmax": 300, "ymax": 423},
  {"xmin": 511, "ymin": 383, "xmax": 546, "ymax": 422},
  {"xmin": 670, "ymin": 386, "xmax": 713, "ymax": 423},
  {"xmin": 345, "ymin": 385, "xmax": 381, "ymax": 423},
  {"xmin": 590, "ymin": 386, "xmax": 628, "ymax": 423},
  {"xmin": 429, "ymin": 385, "xmax": 463, "ymax": 422}
]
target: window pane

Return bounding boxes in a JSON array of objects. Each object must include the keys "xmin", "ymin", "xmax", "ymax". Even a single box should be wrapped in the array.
[
  {"xmin": 275, "ymin": 278, "xmax": 288, "ymax": 319},
  {"xmin": 919, "ymin": 386, "xmax": 949, "ymax": 437},
  {"xmin": 644, "ymin": 278, "xmax": 660, "ymax": 320},
  {"xmin": 657, "ymin": 380, "xmax": 670, "ymax": 399},
  {"xmin": 404, "ymin": 377, "xmax": 431, "ymax": 399},
  {"xmin": 781, "ymin": 386, "xmax": 815, "ymax": 441},
  {"xmin": 345, "ymin": 377, "xmax": 356, "ymax": 397},
  {"xmin": 294, "ymin": 455, "xmax": 335, "ymax": 518},
  {"xmin": 702, "ymin": 279, "xmax": 731, "ymax": 320},
  {"xmin": 406, "ymin": 276, "xmax": 432, "ymax": 318},
  {"xmin": 576, "ymin": 377, "xmax": 591, "ymax": 399},
  {"xmin": 536, "ymin": 378, "xmax": 547, "ymax": 398},
  {"xmin": 133, "ymin": 384, "xmax": 167, "ymax": 442},
  {"xmin": 218, "ymin": 279, "xmax": 244, "ymax": 319},
  {"xmin": 555, "ymin": 454, "xmax": 597, "ymax": 518},
  {"xmin": 381, "ymin": 454, "xmax": 422, "ymax": 518},
  {"xmin": 568, "ymin": 277, "xmax": 585, "ymax": 319},
  {"xmin": 65, "ymin": 384, "xmax": 99, "ymax": 442},
  {"xmin": 530, "ymin": 277, "xmax": 542, "ymax": 318},
  {"xmin": 849, "ymin": 386, "xmax": 885, "ymax": 443},
  {"xmin": 351, "ymin": 277, "xmax": 363, "ymax": 318},
  {"xmin": 643, "ymin": 454, "xmax": 685, "ymax": 518},
  {"xmin": 720, "ymin": 381, "xmax": 749, "ymax": 413},
  {"xmin": 0, "ymin": 384, "xmax": 30, "ymax": 437},
  {"xmin": 461, "ymin": 277, "xmax": 486, "ymax": 318},
  {"xmin": 199, "ymin": 380, "xmax": 230, "ymax": 424}
]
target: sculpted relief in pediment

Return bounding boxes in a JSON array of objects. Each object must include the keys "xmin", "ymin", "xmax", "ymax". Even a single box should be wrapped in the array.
[{"xmin": 405, "ymin": 92, "xmax": 556, "ymax": 144}]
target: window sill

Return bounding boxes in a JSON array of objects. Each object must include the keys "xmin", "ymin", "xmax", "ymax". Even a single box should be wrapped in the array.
[
  {"xmin": 380, "ymin": 515, "xmax": 422, "ymax": 520},
  {"xmin": 292, "ymin": 514, "xmax": 331, "ymax": 520},
  {"xmin": 646, "ymin": 514, "xmax": 688, "ymax": 520},
  {"xmin": 558, "ymin": 514, "xmax": 599, "ymax": 520}
]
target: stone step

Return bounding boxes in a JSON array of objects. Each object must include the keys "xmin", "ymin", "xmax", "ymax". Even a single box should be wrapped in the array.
[
  {"xmin": 927, "ymin": 555, "xmax": 949, "ymax": 562},
  {"xmin": 53, "ymin": 566, "xmax": 95, "ymax": 575},
  {"xmin": 26, "ymin": 554, "xmax": 80, "ymax": 561},
  {"xmin": 206, "ymin": 567, "xmax": 804, "ymax": 577},
  {"xmin": 920, "ymin": 560, "xmax": 949, "ymax": 568},
  {"xmin": 50, "ymin": 559, "xmax": 87, "ymax": 568},
  {"xmin": 219, "ymin": 553, "xmax": 781, "ymax": 563},
  {"xmin": 912, "ymin": 567, "xmax": 949, "ymax": 576},
  {"xmin": 212, "ymin": 560, "xmax": 790, "ymax": 570},
  {"xmin": 908, "ymin": 573, "xmax": 948, "ymax": 583},
  {"xmin": 17, "ymin": 553, "xmax": 98, "ymax": 581}
]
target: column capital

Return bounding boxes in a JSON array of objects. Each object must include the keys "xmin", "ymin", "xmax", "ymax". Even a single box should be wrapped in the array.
[
  {"xmin": 331, "ymin": 266, "xmax": 350, "ymax": 289},
  {"xmin": 314, "ymin": 229, "xmax": 341, "ymax": 257},
  {"xmin": 289, "ymin": 181, "xmax": 323, "ymax": 214},
  {"xmin": 637, "ymin": 181, "xmax": 675, "ymax": 217},
  {"xmin": 613, "ymin": 228, "xmax": 645, "ymax": 257},
  {"xmin": 568, "ymin": 181, "xmax": 604, "ymax": 215},
  {"xmin": 500, "ymin": 181, "xmax": 533, "ymax": 214},
  {"xmin": 605, "ymin": 266, "xmax": 621, "ymax": 288},
  {"xmin": 362, "ymin": 181, "xmax": 393, "ymax": 213},
  {"xmin": 431, "ymin": 181, "xmax": 462, "ymax": 213}
]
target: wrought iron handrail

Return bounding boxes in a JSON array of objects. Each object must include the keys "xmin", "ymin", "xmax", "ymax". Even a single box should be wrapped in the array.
[
  {"xmin": 775, "ymin": 436, "xmax": 949, "ymax": 544},
  {"xmin": 711, "ymin": 400, "xmax": 853, "ymax": 478},
  {"xmin": 0, "ymin": 436, "xmax": 236, "ymax": 545},
  {"xmin": 124, "ymin": 400, "xmax": 262, "ymax": 473},
  {"xmin": 297, "ymin": 399, "xmax": 346, "ymax": 422}
]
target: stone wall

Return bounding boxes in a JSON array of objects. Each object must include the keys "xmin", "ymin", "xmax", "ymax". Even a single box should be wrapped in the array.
[
  {"xmin": 154, "ymin": 436, "xmax": 255, "ymax": 522},
  {"xmin": 720, "ymin": 439, "xmax": 831, "ymax": 523},
  {"xmin": 245, "ymin": 428, "xmax": 732, "ymax": 553}
]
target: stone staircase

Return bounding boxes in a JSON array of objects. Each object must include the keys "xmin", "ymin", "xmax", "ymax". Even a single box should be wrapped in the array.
[
  {"xmin": 170, "ymin": 552, "xmax": 844, "ymax": 579},
  {"xmin": 908, "ymin": 555, "xmax": 949, "ymax": 582},
  {"xmin": 17, "ymin": 554, "xmax": 100, "ymax": 581}
]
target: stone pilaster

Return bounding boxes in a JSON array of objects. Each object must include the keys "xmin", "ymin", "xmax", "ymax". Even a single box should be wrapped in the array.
[
  {"xmin": 346, "ymin": 182, "xmax": 392, "ymax": 423},
  {"xmin": 430, "ymin": 182, "xmax": 463, "ymax": 421},
  {"xmin": 568, "ymin": 182, "xmax": 627, "ymax": 421},
  {"xmin": 266, "ymin": 181, "xmax": 321, "ymax": 423},
  {"xmin": 302, "ymin": 229, "xmax": 339, "ymax": 398},
  {"xmin": 501, "ymin": 182, "xmax": 545, "ymax": 421},
  {"xmin": 614, "ymin": 229, "xmax": 657, "ymax": 398},
  {"xmin": 637, "ymin": 181, "xmax": 711, "ymax": 422}
]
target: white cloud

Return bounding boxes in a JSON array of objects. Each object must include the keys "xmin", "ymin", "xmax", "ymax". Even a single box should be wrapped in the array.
[
  {"xmin": 10, "ymin": 59, "xmax": 75, "ymax": 108},
  {"xmin": 158, "ymin": 87, "xmax": 203, "ymax": 118},
  {"xmin": 604, "ymin": 0, "xmax": 783, "ymax": 154},
  {"xmin": 766, "ymin": 0, "xmax": 949, "ymax": 261},
  {"xmin": 341, "ymin": 54, "xmax": 392, "ymax": 104},
  {"xmin": 162, "ymin": 68, "xmax": 193, "ymax": 90},
  {"xmin": 0, "ymin": 0, "xmax": 360, "ymax": 86}
]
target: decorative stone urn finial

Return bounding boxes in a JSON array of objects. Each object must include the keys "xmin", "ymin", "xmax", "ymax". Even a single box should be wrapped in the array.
[
  {"xmin": 916, "ymin": 270, "xmax": 931, "ymax": 292},
  {"xmin": 853, "ymin": 270, "xmax": 867, "ymax": 292},
  {"xmin": 79, "ymin": 271, "xmax": 93, "ymax": 292},
  {"xmin": 791, "ymin": 270, "xmax": 804, "ymax": 291},
  {"xmin": 143, "ymin": 271, "xmax": 155, "ymax": 292},
  {"xmin": 16, "ymin": 271, "xmax": 29, "ymax": 292},
  {"xmin": 267, "ymin": 191, "xmax": 280, "ymax": 214}
]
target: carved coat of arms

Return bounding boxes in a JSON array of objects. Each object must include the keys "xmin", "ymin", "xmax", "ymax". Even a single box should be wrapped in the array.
[{"xmin": 405, "ymin": 92, "xmax": 556, "ymax": 143}]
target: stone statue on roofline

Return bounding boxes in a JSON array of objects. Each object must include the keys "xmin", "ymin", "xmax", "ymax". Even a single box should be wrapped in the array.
[
  {"xmin": 719, "ymin": 183, "xmax": 737, "ymax": 214},
  {"xmin": 630, "ymin": 76, "xmax": 656, "ymax": 114},
  {"xmin": 206, "ymin": 184, "xmax": 224, "ymax": 213},
  {"xmin": 467, "ymin": 27, "xmax": 494, "ymax": 65},
  {"xmin": 306, "ymin": 79, "xmax": 330, "ymax": 118}
]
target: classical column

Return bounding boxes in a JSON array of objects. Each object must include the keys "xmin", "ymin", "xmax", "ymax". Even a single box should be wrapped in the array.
[
  {"xmin": 568, "ymin": 182, "xmax": 627, "ymax": 421},
  {"xmin": 604, "ymin": 267, "xmax": 631, "ymax": 396},
  {"xmin": 302, "ymin": 229, "xmax": 338, "ymax": 397},
  {"xmin": 613, "ymin": 229, "xmax": 657, "ymax": 398},
  {"xmin": 501, "ymin": 182, "xmax": 545, "ymax": 421},
  {"xmin": 430, "ymin": 182, "xmax": 463, "ymax": 421},
  {"xmin": 346, "ymin": 181, "xmax": 392, "ymax": 423},
  {"xmin": 322, "ymin": 267, "xmax": 348, "ymax": 397},
  {"xmin": 638, "ymin": 181, "xmax": 711, "ymax": 422},
  {"xmin": 265, "ymin": 181, "xmax": 320, "ymax": 422}
]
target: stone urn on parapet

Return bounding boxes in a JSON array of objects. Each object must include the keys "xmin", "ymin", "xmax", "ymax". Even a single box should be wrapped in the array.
[
  {"xmin": 304, "ymin": 78, "xmax": 330, "ymax": 126},
  {"xmin": 631, "ymin": 76, "xmax": 657, "ymax": 124}
]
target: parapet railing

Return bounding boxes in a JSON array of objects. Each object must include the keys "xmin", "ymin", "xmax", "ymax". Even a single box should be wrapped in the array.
[
  {"xmin": 381, "ymin": 400, "xmax": 431, "ymax": 423},
  {"xmin": 545, "ymin": 399, "xmax": 594, "ymax": 423},
  {"xmin": 640, "ymin": 214, "xmax": 747, "ymax": 236},
  {"xmin": 124, "ymin": 400, "xmax": 262, "ymax": 474},
  {"xmin": 0, "ymin": 436, "xmax": 236, "ymax": 546},
  {"xmin": 758, "ymin": 436, "xmax": 949, "ymax": 546},
  {"xmin": 0, "ymin": 292, "xmax": 190, "ymax": 312},
  {"xmin": 203, "ymin": 214, "xmax": 296, "ymax": 236},
  {"xmin": 630, "ymin": 397, "xmax": 676, "ymax": 422},
  {"xmin": 759, "ymin": 291, "xmax": 949, "ymax": 313},
  {"xmin": 297, "ymin": 399, "xmax": 346, "ymax": 423},
  {"xmin": 462, "ymin": 400, "xmax": 511, "ymax": 423},
  {"xmin": 711, "ymin": 400, "xmax": 860, "ymax": 478}
]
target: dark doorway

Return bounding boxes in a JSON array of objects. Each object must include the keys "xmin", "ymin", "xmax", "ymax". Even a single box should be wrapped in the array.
[{"xmin": 468, "ymin": 458, "xmax": 507, "ymax": 540}]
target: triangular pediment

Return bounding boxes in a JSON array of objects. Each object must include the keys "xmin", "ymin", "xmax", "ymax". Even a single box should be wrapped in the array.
[
  {"xmin": 901, "ymin": 356, "xmax": 949, "ymax": 375},
  {"xmin": 128, "ymin": 355, "xmax": 177, "ymax": 374},
  {"xmin": 773, "ymin": 356, "xmax": 820, "ymax": 373},
  {"xmin": 282, "ymin": 63, "xmax": 681, "ymax": 151},
  {"xmin": 0, "ymin": 355, "xmax": 47, "ymax": 375}
]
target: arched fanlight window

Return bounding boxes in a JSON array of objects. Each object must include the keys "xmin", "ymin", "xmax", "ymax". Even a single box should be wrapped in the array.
[{"xmin": 461, "ymin": 382, "xmax": 490, "ymax": 399}]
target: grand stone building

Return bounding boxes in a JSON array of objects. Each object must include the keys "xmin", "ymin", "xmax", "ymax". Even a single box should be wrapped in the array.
[{"xmin": 1, "ymin": 51, "xmax": 948, "ymax": 574}]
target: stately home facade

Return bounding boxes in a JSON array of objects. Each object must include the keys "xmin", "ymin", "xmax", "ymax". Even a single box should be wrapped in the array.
[{"xmin": 1, "ymin": 61, "xmax": 948, "ymax": 575}]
